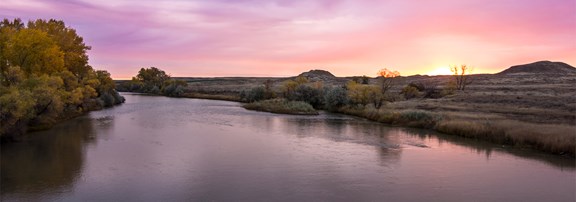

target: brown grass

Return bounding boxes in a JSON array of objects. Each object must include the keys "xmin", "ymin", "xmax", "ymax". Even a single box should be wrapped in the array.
[
  {"xmin": 338, "ymin": 107, "xmax": 576, "ymax": 156},
  {"xmin": 243, "ymin": 98, "xmax": 319, "ymax": 115}
]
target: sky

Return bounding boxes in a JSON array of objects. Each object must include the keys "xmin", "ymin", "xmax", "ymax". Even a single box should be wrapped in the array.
[{"xmin": 1, "ymin": 0, "xmax": 575, "ymax": 78}]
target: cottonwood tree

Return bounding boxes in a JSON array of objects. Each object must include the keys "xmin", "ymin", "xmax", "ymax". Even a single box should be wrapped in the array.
[
  {"xmin": 28, "ymin": 19, "xmax": 92, "ymax": 78},
  {"xmin": 0, "ymin": 18, "xmax": 124, "ymax": 138},
  {"xmin": 133, "ymin": 67, "xmax": 171, "ymax": 93},
  {"xmin": 450, "ymin": 64, "xmax": 473, "ymax": 91}
]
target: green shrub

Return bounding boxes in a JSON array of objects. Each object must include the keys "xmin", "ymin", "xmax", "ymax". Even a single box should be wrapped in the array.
[
  {"xmin": 323, "ymin": 87, "xmax": 348, "ymax": 111},
  {"xmin": 288, "ymin": 85, "xmax": 323, "ymax": 108},
  {"xmin": 161, "ymin": 80, "xmax": 187, "ymax": 97},
  {"xmin": 240, "ymin": 86, "xmax": 266, "ymax": 102}
]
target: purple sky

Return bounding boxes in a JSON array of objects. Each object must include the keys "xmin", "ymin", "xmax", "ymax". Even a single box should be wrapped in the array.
[{"xmin": 2, "ymin": 0, "xmax": 575, "ymax": 78}]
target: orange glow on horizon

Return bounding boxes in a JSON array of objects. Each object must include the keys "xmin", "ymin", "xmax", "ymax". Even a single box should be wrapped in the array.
[{"xmin": 426, "ymin": 66, "xmax": 453, "ymax": 76}]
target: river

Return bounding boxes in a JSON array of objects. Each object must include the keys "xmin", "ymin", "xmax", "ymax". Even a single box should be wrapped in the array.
[{"xmin": 1, "ymin": 93, "xmax": 575, "ymax": 201}]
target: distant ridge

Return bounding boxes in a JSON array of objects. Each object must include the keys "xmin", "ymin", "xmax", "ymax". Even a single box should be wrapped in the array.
[{"xmin": 499, "ymin": 61, "xmax": 576, "ymax": 74}]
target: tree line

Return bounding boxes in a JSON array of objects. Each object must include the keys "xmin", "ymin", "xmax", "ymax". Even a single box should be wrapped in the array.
[
  {"xmin": 0, "ymin": 19, "xmax": 124, "ymax": 138},
  {"xmin": 116, "ymin": 67, "xmax": 188, "ymax": 97}
]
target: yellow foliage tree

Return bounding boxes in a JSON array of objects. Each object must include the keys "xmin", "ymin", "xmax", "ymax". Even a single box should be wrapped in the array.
[
  {"xmin": 346, "ymin": 81, "xmax": 383, "ymax": 108},
  {"xmin": 0, "ymin": 18, "xmax": 124, "ymax": 138},
  {"xmin": 5, "ymin": 29, "xmax": 65, "ymax": 76}
]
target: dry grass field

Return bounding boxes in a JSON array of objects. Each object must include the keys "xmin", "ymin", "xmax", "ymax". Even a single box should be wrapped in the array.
[
  {"xmin": 388, "ymin": 73, "xmax": 576, "ymax": 125},
  {"xmin": 177, "ymin": 72, "xmax": 575, "ymax": 126}
]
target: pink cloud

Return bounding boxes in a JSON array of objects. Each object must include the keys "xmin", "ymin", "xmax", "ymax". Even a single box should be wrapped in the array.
[{"xmin": 1, "ymin": 0, "xmax": 574, "ymax": 78}]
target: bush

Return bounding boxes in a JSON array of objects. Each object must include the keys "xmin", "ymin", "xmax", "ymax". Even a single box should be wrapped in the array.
[
  {"xmin": 323, "ymin": 87, "xmax": 348, "ymax": 111},
  {"xmin": 288, "ymin": 85, "xmax": 323, "ymax": 108},
  {"xmin": 402, "ymin": 82, "xmax": 443, "ymax": 99},
  {"xmin": 98, "ymin": 90, "xmax": 125, "ymax": 107},
  {"xmin": 161, "ymin": 81, "xmax": 186, "ymax": 97},
  {"xmin": 163, "ymin": 84, "xmax": 184, "ymax": 97},
  {"xmin": 240, "ymin": 86, "xmax": 266, "ymax": 102},
  {"xmin": 149, "ymin": 86, "xmax": 161, "ymax": 94},
  {"xmin": 401, "ymin": 85, "xmax": 420, "ymax": 99},
  {"xmin": 407, "ymin": 82, "xmax": 426, "ymax": 91},
  {"xmin": 98, "ymin": 92, "xmax": 115, "ymax": 107},
  {"xmin": 423, "ymin": 86, "xmax": 443, "ymax": 98}
]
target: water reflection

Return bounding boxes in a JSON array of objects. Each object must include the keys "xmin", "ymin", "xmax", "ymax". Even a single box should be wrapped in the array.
[
  {"xmin": 400, "ymin": 127, "xmax": 576, "ymax": 170},
  {"xmin": 1, "ymin": 94, "xmax": 574, "ymax": 201},
  {"xmin": 1, "ymin": 117, "xmax": 98, "ymax": 199},
  {"xmin": 263, "ymin": 113, "xmax": 575, "ymax": 171}
]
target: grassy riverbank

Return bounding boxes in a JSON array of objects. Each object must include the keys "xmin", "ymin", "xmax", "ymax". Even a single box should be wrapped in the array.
[
  {"xmin": 337, "ymin": 106, "xmax": 575, "ymax": 156},
  {"xmin": 243, "ymin": 98, "xmax": 319, "ymax": 115}
]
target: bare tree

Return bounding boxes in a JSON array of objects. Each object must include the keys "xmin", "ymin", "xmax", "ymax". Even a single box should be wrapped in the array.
[
  {"xmin": 450, "ymin": 64, "xmax": 473, "ymax": 91},
  {"xmin": 377, "ymin": 68, "xmax": 400, "ymax": 95}
]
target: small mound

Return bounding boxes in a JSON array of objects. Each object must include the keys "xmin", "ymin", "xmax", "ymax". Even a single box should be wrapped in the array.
[
  {"xmin": 499, "ymin": 61, "xmax": 576, "ymax": 74},
  {"xmin": 297, "ymin": 69, "xmax": 336, "ymax": 79}
]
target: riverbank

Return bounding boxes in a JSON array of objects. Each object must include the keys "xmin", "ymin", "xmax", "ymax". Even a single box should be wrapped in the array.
[
  {"xmin": 1, "ymin": 98, "xmax": 125, "ymax": 142},
  {"xmin": 336, "ymin": 106, "xmax": 575, "ymax": 156},
  {"xmin": 243, "ymin": 98, "xmax": 319, "ymax": 115}
]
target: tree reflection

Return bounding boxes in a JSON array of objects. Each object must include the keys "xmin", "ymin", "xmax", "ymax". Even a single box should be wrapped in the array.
[{"xmin": 1, "ymin": 116, "xmax": 98, "ymax": 199}]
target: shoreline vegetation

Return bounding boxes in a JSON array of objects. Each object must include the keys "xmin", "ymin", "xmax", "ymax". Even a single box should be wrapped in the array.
[
  {"xmin": 243, "ymin": 98, "xmax": 319, "ymax": 115},
  {"xmin": 337, "ymin": 107, "xmax": 575, "ymax": 156},
  {"xmin": 118, "ymin": 65, "xmax": 576, "ymax": 157},
  {"xmin": 0, "ymin": 19, "xmax": 124, "ymax": 140}
]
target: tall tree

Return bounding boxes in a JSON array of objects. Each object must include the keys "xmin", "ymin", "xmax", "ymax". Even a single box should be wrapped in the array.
[
  {"xmin": 4, "ymin": 29, "xmax": 65, "ymax": 76},
  {"xmin": 27, "ymin": 19, "xmax": 91, "ymax": 78},
  {"xmin": 133, "ymin": 67, "xmax": 171, "ymax": 92},
  {"xmin": 0, "ymin": 18, "xmax": 25, "ymax": 84}
]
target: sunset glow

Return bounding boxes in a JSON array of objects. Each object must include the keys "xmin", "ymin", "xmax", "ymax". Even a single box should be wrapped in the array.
[
  {"xmin": 427, "ymin": 67, "xmax": 453, "ymax": 76},
  {"xmin": 1, "ymin": 0, "xmax": 575, "ymax": 78}
]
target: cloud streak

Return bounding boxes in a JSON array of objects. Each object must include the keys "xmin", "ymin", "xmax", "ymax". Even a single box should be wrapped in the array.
[{"xmin": 1, "ymin": 0, "xmax": 574, "ymax": 77}]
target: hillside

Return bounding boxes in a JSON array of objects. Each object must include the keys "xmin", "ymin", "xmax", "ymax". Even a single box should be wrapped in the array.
[
  {"xmin": 499, "ymin": 61, "xmax": 576, "ymax": 74},
  {"xmin": 297, "ymin": 69, "xmax": 336, "ymax": 79}
]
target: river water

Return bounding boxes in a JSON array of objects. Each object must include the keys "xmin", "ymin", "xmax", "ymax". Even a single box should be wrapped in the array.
[{"xmin": 1, "ymin": 93, "xmax": 575, "ymax": 201}]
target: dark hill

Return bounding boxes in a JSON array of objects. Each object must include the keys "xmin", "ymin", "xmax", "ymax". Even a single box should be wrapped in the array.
[
  {"xmin": 297, "ymin": 69, "xmax": 336, "ymax": 79},
  {"xmin": 499, "ymin": 61, "xmax": 576, "ymax": 74}
]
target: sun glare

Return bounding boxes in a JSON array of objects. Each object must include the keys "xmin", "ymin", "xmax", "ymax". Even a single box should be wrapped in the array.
[{"xmin": 427, "ymin": 67, "xmax": 452, "ymax": 76}]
